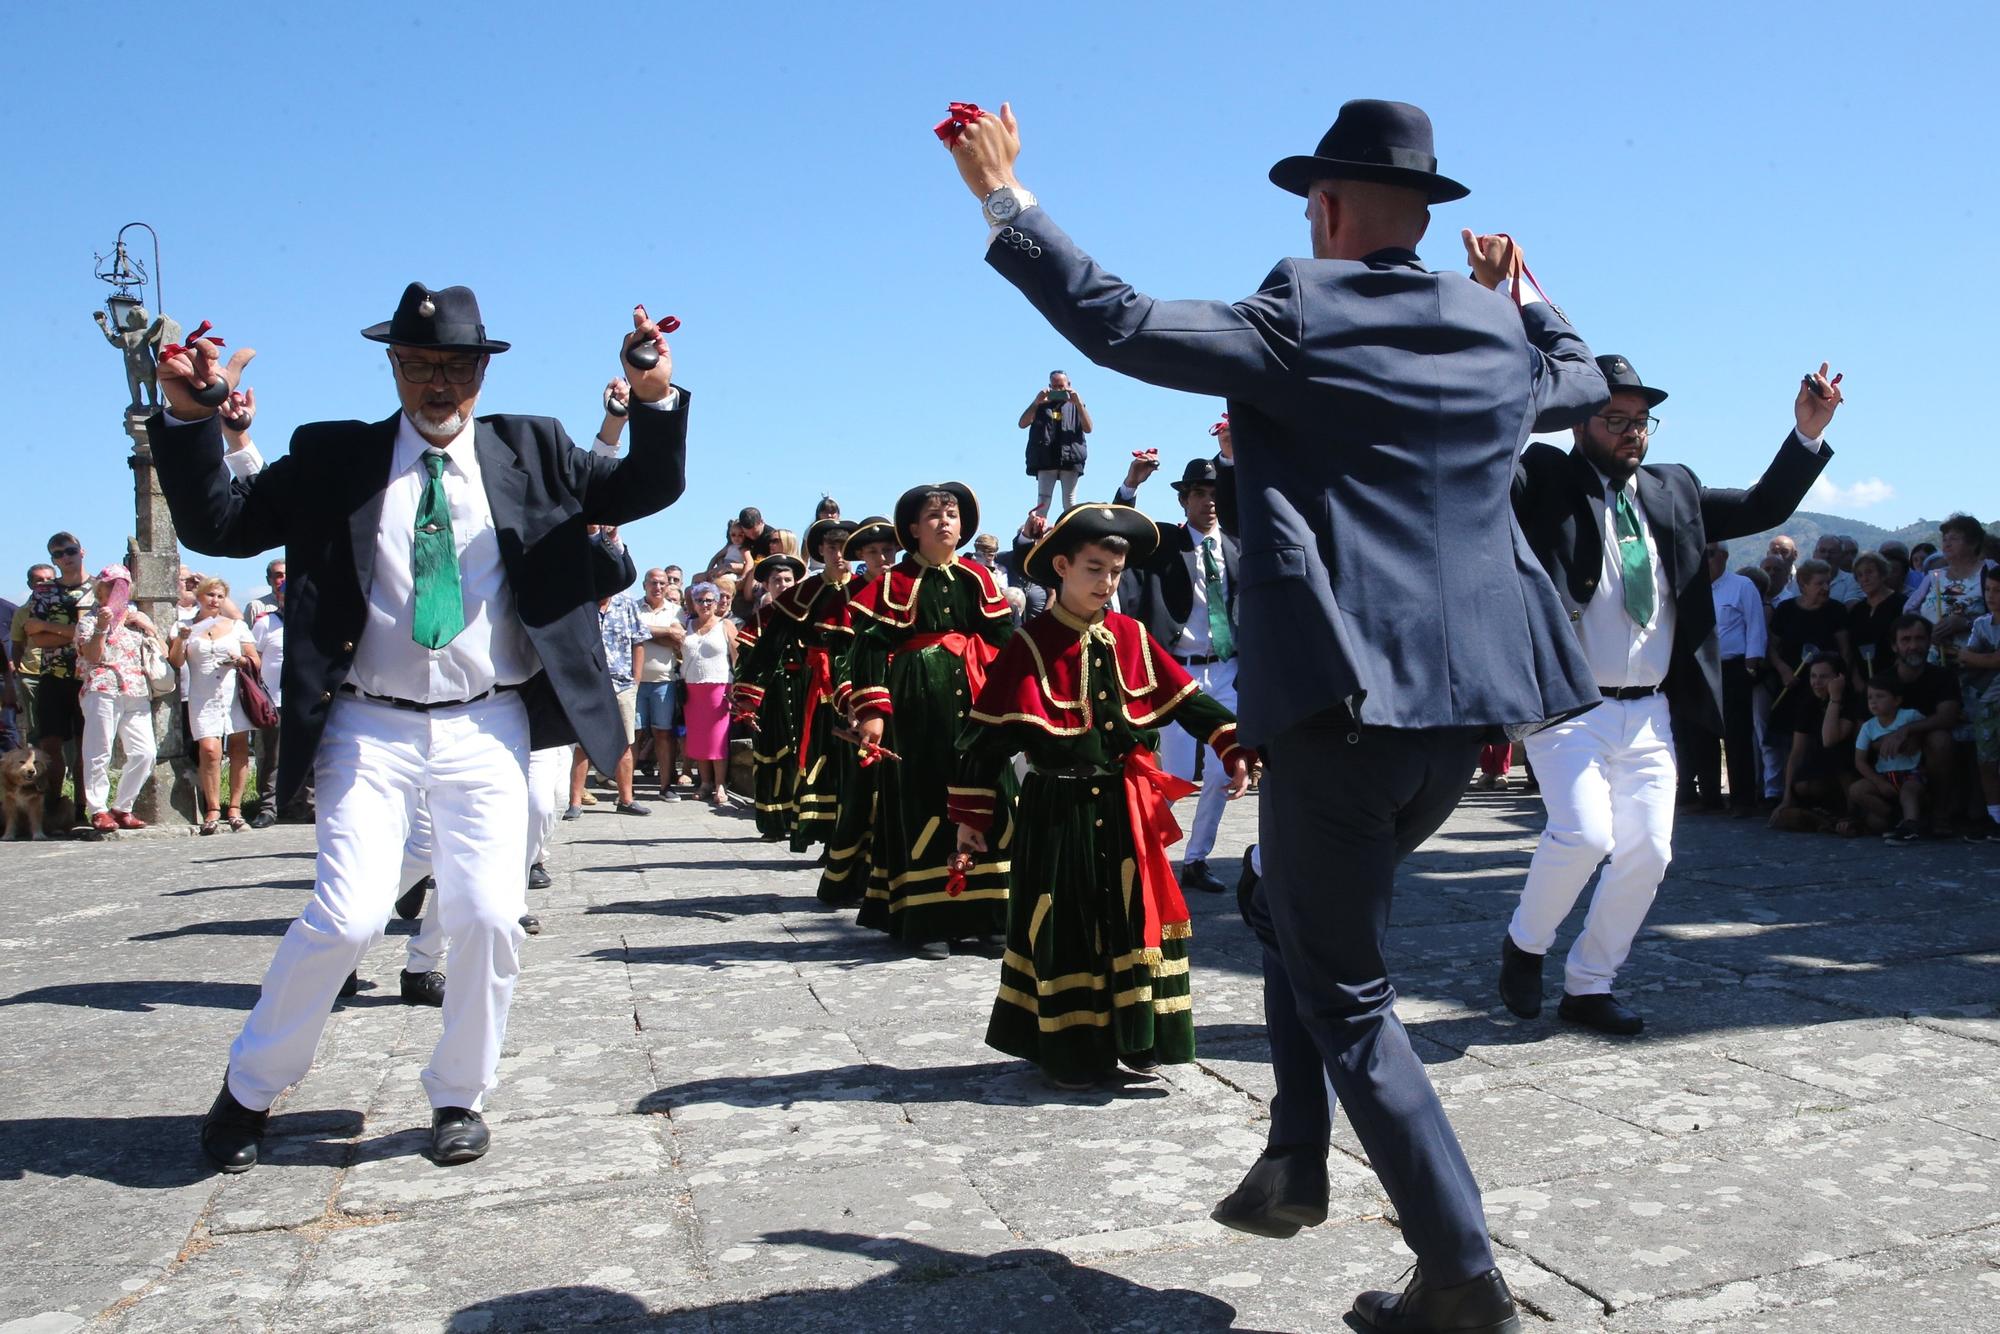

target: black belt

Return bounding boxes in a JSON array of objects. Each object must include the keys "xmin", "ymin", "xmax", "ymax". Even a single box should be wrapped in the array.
[
  {"xmin": 339, "ymin": 682, "xmax": 520, "ymax": 712},
  {"xmin": 1028, "ymin": 763, "xmax": 1120, "ymax": 779},
  {"xmin": 1174, "ymin": 652, "xmax": 1224, "ymax": 667},
  {"xmin": 1600, "ymin": 683, "xmax": 1662, "ymax": 701}
]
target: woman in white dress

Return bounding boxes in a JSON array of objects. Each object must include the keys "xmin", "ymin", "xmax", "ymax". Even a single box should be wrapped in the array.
[{"xmin": 168, "ymin": 576, "xmax": 261, "ymax": 834}]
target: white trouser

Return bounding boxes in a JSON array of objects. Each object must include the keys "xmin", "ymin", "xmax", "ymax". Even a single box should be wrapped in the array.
[
  {"xmin": 227, "ymin": 692, "xmax": 530, "ymax": 1112},
  {"xmin": 527, "ymin": 744, "xmax": 569, "ymax": 868},
  {"xmin": 81, "ymin": 692, "xmax": 155, "ymax": 814},
  {"xmin": 1509, "ymin": 694, "xmax": 1676, "ymax": 997},
  {"xmin": 1158, "ymin": 656, "xmax": 1238, "ymax": 865},
  {"xmin": 399, "ymin": 796, "xmax": 450, "ymax": 974}
]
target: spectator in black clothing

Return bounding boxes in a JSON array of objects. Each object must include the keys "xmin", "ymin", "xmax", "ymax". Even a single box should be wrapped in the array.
[
  {"xmin": 1877, "ymin": 614, "xmax": 1964, "ymax": 831},
  {"xmin": 739, "ymin": 507, "xmax": 781, "ymax": 561},
  {"xmin": 1020, "ymin": 370, "xmax": 1093, "ymax": 515},
  {"xmin": 1846, "ymin": 551, "xmax": 1904, "ymax": 689},
  {"xmin": 1770, "ymin": 653, "xmax": 1864, "ymax": 831},
  {"xmin": 1770, "ymin": 560, "xmax": 1852, "ymax": 697},
  {"xmin": 1004, "ymin": 507, "xmax": 1051, "ymax": 621}
]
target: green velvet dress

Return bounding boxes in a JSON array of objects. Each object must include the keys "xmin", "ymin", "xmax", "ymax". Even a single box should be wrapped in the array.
[
  {"xmin": 735, "ymin": 603, "xmax": 808, "ymax": 840},
  {"xmin": 952, "ymin": 605, "xmax": 1241, "ymax": 1084},
  {"xmin": 847, "ymin": 555, "xmax": 1016, "ymax": 944},
  {"xmin": 784, "ymin": 575, "xmax": 855, "ymax": 855}
]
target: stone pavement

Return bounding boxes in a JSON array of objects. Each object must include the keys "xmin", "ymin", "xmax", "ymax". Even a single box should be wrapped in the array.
[{"xmin": 2, "ymin": 782, "xmax": 1998, "ymax": 1333}]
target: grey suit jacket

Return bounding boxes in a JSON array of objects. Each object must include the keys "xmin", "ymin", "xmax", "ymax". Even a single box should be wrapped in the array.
[{"xmin": 987, "ymin": 208, "xmax": 1606, "ymax": 745}]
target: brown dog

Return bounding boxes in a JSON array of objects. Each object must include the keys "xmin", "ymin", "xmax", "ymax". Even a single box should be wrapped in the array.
[{"xmin": 1, "ymin": 746, "xmax": 50, "ymax": 841}]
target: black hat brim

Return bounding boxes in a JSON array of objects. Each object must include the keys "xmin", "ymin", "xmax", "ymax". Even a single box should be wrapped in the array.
[
  {"xmin": 805, "ymin": 519, "xmax": 856, "ymax": 558},
  {"xmin": 1268, "ymin": 155, "xmax": 1469, "ymax": 204},
  {"xmin": 1022, "ymin": 504, "xmax": 1161, "ymax": 588},
  {"xmin": 361, "ymin": 321, "xmax": 511, "ymax": 354},
  {"xmin": 753, "ymin": 554, "xmax": 807, "ymax": 583},
  {"xmin": 894, "ymin": 483, "xmax": 979, "ymax": 551},
  {"xmin": 842, "ymin": 518, "xmax": 897, "ymax": 561}
]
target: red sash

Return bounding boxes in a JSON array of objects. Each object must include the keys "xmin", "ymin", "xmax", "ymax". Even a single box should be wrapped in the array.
[
  {"xmin": 796, "ymin": 645, "xmax": 835, "ymax": 775},
  {"xmin": 900, "ymin": 631, "xmax": 998, "ymax": 701},
  {"xmin": 1122, "ymin": 747, "xmax": 1196, "ymax": 953}
]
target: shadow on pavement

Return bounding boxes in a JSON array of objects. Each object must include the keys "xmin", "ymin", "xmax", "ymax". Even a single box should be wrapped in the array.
[
  {"xmin": 587, "ymin": 893, "xmax": 827, "ymax": 919},
  {"xmin": 640, "ymin": 1059, "xmax": 1169, "ymax": 1115},
  {"xmin": 0, "ymin": 1109, "xmax": 364, "ymax": 1188},
  {"xmin": 0, "ymin": 980, "xmax": 263, "ymax": 1012}
]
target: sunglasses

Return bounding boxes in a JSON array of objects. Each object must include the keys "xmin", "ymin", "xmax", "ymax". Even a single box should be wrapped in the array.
[{"xmin": 49, "ymin": 546, "xmax": 81, "ymax": 559}]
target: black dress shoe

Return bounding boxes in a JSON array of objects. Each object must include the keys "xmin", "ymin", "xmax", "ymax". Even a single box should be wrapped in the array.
[
  {"xmin": 339, "ymin": 971, "xmax": 360, "ymax": 998},
  {"xmin": 395, "ymin": 875, "xmax": 433, "ymax": 922},
  {"xmin": 399, "ymin": 969, "xmax": 447, "ymax": 1007},
  {"xmin": 913, "ymin": 940, "xmax": 951, "ymax": 961},
  {"xmin": 1236, "ymin": 845, "xmax": 1260, "ymax": 920},
  {"xmin": 1210, "ymin": 1145, "xmax": 1329, "ymax": 1238},
  {"xmin": 429, "ymin": 1107, "xmax": 489, "ymax": 1164},
  {"xmin": 1353, "ymin": 1266, "xmax": 1520, "ymax": 1333},
  {"xmin": 1498, "ymin": 935, "xmax": 1544, "ymax": 1019},
  {"xmin": 200, "ymin": 1080, "xmax": 269, "ymax": 1174},
  {"xmin": 248, "ymin": 808, "xmax": 278, "ymax": 830},
  {"xmin": 1557, "ymin": 991, "xmax": 1644, "ymax": 1036},
  {"xmin": 527, "ymin": 862, "xmax": 552, "ymax": 890},
  {"xmin": 518, "ymin": 913, "xmax": 542, "ymax": 935},
  {"xmin": 1180, "ymin": 859, "xmax": 1228, "ymax": 895}
]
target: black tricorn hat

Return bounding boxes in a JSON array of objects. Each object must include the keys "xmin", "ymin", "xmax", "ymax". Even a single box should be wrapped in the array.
[
  {"xmin": 842, "ymin": 516, "xmax": 897, "ymax": 560},
  {"xmin": 893, "ymin": 482, "xmax": 979, "ymax": 551},
  {"xmin": 1268, "ymin": 99, "xmax": 1468, "ymax": 204},
  {"xmin": 805, "ymin": 518, "xmax": 856, "ymax": 559},
  {"xmin": 1595, "ymin": 354, "xmax": 1669, "ymax": 408},
  {"xmin": 753, "ymin": 553, "xmax": 807, "ymax": 583},
  {"xmin": 1024, "ymin": 503, "xmax": 1160, "ymax": 588},
  {"xmin": 362, "ymin": 282, "xmax": 511, "ymax": 353},
  {"xmin": 1170, "ymin": 457, "xmax": 1223, "ymax": 495}
]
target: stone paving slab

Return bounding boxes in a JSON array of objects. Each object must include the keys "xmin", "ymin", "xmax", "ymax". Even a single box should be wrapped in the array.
[{"xmin": 3, "ymin": 785, "xmax": 1998, "ymax": 1331}]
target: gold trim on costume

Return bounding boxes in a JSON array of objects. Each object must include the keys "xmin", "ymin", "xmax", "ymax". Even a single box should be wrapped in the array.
[
  {"xmin": 1028, "ymin": 893, "xmax": 1052, "ymax": 947},
  {"xmin": 1154, "ymin": 956, "xmax": 1190, "ymax": 977},
  {"xmin": 910, "ymin": 816, "xmax": 941, "ymax": 860},
  {"xmin": 1152, "ymin": 994, "xmax": 1192, "ymax": 1014}
]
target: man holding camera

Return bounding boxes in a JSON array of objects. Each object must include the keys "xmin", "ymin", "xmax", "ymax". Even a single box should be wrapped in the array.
[{"xmin": 1020, "ymin": 370, "xmax": 1093, "ymax": 515}]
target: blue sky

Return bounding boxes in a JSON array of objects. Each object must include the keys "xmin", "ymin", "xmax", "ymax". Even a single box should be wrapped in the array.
[{"xmin": 10, "ymin": 2, "xmax": 1995, "ymax": 599}]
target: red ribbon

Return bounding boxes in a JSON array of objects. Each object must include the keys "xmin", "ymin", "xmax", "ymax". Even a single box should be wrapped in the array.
[
  {"xmin": 1489, "ymin": 235, "xmax": 1551, "ymax": 308},
  {"xmin": 901, "ymin": 630, "xmax": 998, "ymax": 701},
  {"xmin": 1122, "ymin": 747, "xmax": 1197, "ymax": 953},
  {"xmin": 1208, "ymin": 412, "xmax": 1230, "ymax": 437},
  {"xmin": 159, "ymin": 318, "xmax": 226, "ymax": 362},
  {"xmin": 933, "ymin": 102, "xmax": 986, "ymax": 146},
  {"xmin": 797, "ymin": 646, "xmax": 835, "ymax": 776},
  {"xmin": 944, "ymin": 851, "xmax": 972, "ymax": 898}
]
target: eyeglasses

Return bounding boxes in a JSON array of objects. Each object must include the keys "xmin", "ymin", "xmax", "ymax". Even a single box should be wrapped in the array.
[
  {"xmin": 393, "ymin": 355, "xmax": 481, "ymax": 385},
  {"xmin": 1596, "ymin": 413, "xmax": 1659, "ymax": 436},
  {"xmin": 49, "ymin": 546, "xmax": 81, "ymax": 559}
]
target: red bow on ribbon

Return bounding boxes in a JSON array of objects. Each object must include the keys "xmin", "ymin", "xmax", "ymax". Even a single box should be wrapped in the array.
[
  {"xmin": 159, "ymin": 319, "xmax": 225, "ymax": 362},
  {"xmin": 934, "ymin": 102, "xmax": 986, "ymax": 146},
  {"xmin": 1208, "ymin": 412, "xmax": 1230, "ymax": 437},
  {"xmin": 901, "ymin": 630, "xmax": 998, "ymax": 701},
  {"xmin": 797, "ymin": 646, "xmax": 835, "ymax": 776},
  {"xmin": 1122, "ymin": 747, "xmax": 1197, "ymax": 953},
  {"xmin": 943, "ymin": 851, "xmax": 974, "ymax": 898}
]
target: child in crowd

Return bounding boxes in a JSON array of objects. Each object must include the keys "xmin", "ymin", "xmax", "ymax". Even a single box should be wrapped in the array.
[
  {"xmin": 1955, "ymin": 564, "xmax": 2000, "ymax": 840},
  {"xmin": 1853, "ymin": 674, "xmax": 1928, "ymax": 844},
  {"xmin": 952, "ymin": 504, "xmax": 1249, "ymax": 1089}
]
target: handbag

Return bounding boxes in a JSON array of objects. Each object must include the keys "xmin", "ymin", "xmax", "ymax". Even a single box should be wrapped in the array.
[
  {"xmin": 138, "ymin": 634, "xmax": 178, "ymax": 699},
  {"xmin": 236, "ymin": 663, "xmax": 280, "ymax": 730}
]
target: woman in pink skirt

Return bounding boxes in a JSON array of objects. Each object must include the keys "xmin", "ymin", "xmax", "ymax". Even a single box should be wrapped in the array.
[{"xmin": 680, "ymin": 581, "xmax": 739, "ymax": 806}]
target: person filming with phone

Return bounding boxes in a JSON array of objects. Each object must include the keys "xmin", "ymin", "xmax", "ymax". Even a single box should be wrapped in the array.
[{"xmin": 1019, "ymin": 370, "xmax": 1093, "ymax": 515}]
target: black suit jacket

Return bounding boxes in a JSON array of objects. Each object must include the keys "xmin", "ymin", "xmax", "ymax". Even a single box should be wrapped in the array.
[
  {"xmin": 1115, "ymin": 515, "xmax": 1239, "ymax": 655},
  {"xmin": 150, "ymin": 398, "xmax": 689, "ymax": 806},
  {"xmin": 1511, "ymin": 431, "xmax": 1830, "ymax": 735}
]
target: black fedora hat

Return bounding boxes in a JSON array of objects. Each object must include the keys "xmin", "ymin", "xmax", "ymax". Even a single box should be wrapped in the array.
[
  {"xmin": 1169, "ymin": 457, "xmax": 1223, "ymax": 495},
  {"xmin": 753, "ymin": 553, "xmax": 807, "ymax": 583},
  {"xmin": 1268, "ymin": 99, "xmax": 1468, "ymax": 204},
  {"xmin": 842, "ymin": 516, "xmax": 897, "ymax": 560},
  {"xmin": 362, "ymin": 282, "xmax": 511, "ymax": 353},
  {"xmin": 1595, "ymin": 354, "xmax": 1669, "ymax": 408},
  {"xmin": 805, "ymin": 518, "xmax": 856, "ymax": 559},
  {"xmin": 1023, "ymin": 503, "xmax": 1160, "ymax": 588},
  {"xmin": 893, "ymin": 482, "xmax": 979, "ymax": 551}
]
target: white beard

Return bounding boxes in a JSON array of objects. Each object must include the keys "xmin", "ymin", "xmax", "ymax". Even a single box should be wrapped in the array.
[{"xmin": 414, "ymin": 408, "xmax": 466, "ymax": 441}]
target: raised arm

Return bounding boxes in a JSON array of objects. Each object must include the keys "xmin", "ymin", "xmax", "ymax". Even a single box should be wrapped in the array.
[
  {"xmin": 1694, "ymin": 370, "xmax": 1843, "ymax": 542},
  {"xmin": 152, "ymin": 338, "xmax": 293, "ymax": 558},
  {"xmin": 556, "ymin": 308, "xmax": 688, "ymax": 525}
]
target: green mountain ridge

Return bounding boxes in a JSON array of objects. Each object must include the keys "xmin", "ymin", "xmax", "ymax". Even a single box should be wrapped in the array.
[{"xmin": 1720, "ymin": 511, "xmax": 1979, "ymax": 563}]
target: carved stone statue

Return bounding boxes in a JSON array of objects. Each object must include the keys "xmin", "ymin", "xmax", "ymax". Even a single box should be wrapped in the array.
[{"xmin": 92, "ymin": 304, "xmax": 182, "ymax": 411}]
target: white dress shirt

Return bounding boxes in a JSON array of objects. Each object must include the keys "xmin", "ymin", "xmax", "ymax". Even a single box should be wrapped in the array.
[
  {"xmin": 1577, "ymin": 469, "xmax": 1677, "ymax": 690},
  {"xmin": 346, "ymin": 413, "xmax": 537, "ymax": 703},
  {"xmin": 253, "ymin": 608, "xmax": 287, "ymax": 706},
  {"xmin": 1710, "ymin": 569, "xmax": 1768, "ymax": 660}
]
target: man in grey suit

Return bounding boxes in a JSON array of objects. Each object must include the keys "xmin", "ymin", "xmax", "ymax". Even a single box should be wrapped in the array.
[{"xmin": 947, "ymin": 100, "xmax": 1605, "ymax": 1333}]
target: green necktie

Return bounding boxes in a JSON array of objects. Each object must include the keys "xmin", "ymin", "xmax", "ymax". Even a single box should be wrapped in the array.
[
  {"xmin": 1612, "ymin": 489, "xmax": 1655, "ymax": 628},
  {"xmin": 411, "ymin": 451, "xmax": 465, "ymax": 649},
  {"xmin": 1201, "ymin": 536, "xmax": 1235, "ymax": 660}
]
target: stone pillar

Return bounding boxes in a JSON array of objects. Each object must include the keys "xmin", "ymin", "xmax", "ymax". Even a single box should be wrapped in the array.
[{"xmin": 123, "ymin": 410, "xmax": 197, "ymax": 827}]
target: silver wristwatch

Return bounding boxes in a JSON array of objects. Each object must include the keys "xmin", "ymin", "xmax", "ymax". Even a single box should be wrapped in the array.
[{"xmin": 983, "ymin": 185, "xmax": 1037, "ymax": 227}]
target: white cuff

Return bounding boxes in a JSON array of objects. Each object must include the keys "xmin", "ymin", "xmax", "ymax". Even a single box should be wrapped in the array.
[
  {"xmin": 1793, "ymin": 427, "xmax": 1824, "ymax": 453},
  {"xmin": 635, "ymin": 386, "xmax": 681, "ymax": 412},
  {"xmin": 224, "ymin": 443, "xmax": 267, "ymax": 479},
  {"xmin": 591, "ymin": 434, "xmax": 621, "ymax": 458}
]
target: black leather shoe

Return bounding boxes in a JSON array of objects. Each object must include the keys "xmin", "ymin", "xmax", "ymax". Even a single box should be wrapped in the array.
[
  {"xmin": 527, "ymin": 862, "xmax": 552, "ymax": 890},
  {"xmin": 1236, "ymin": 845, "xmax": 1260, "ymax": 921},
  {"xmin": 1558, "ymin": 991, "xmax": 1644, "ymax": 1036},
  {"xmin": 1210, "ymin": 1146, "xmax": 1329, "ymax": 1239},
  {"xmin": 200, "ymin": 1080, "xmax": 269, "ymax": 1174},
  {"xmin": 339, "ymin": 971, "xmax": 360, "ymax": 997},
  {"xmin": 248, "ymin": 808, "xmax": 278, "ymax": 830},
  {"xmin": 1498, "ymin": 935, "xmax": 1544, "ymax": 1019},
  {"xmin": 429, "ymin": 1107, "xmax": 489, "ymax": 1164},
  {"xmin": 913, "ymin": 940, "xmax": 950, "ymax": 961},
  {"xmin": 518, "ymin": 914, "xmax": 542, "ymax": 935},
  {"xmin": 1353, "ymin": 1266, "xmax": 1520, "ymax": 1333},
  {"xmin": 399, "ymin": 969, "xmax": 447, "ymax": 1007},
  {"xmin": 395, "ymin": 875, "xmax": 433, "ymax": 922},
  {"xmin": 1181, "ymin": 859, "xmax": 1228, "ymax": 895}
]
